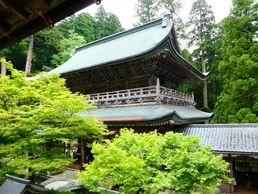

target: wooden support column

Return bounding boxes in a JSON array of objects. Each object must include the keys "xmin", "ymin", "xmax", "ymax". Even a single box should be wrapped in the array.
[
  {"xmin": 228, "ymin": 154, "xmax": 234, "ymax": 194},
  {"xmin": 1, "ymin": 57, "xmax": 6, "ymax": 76}
]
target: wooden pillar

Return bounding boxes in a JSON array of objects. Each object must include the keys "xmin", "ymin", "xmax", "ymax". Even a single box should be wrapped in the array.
[
  {"xmin": 228, "ymin": 154, "xmax": 234, "ymax": 194},
  {"xmin": 81, "ymin": 138, "xmax": 86, "ymax": 165},
  {"xmin": 1, "ymin": 57, "xmax": 6, "ymax": 76}
]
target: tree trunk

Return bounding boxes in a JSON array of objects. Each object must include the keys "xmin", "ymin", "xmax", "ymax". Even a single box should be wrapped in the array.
[
  {"xmin": 201, "ymin": 50, "xmax": 208, "ymax": 109},
  {"xmin": 25, "ymin": 35, "xmax": 34, "ymax": 77},
  {"xmin": 81, "ymin": 138, "xmax": 86, "ymax": 164},
  {"xmin": 1, "ymin": 56, "xmax": 6, "ymax": 76},
  {"xmin": 203, "ymin": 80, "xmax": 208, "ymax": 109}
]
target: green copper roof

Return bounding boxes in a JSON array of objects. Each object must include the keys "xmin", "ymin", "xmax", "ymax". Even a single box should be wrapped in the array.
[
  {"xmin": 45, "ymin": 17, "xmax": 205, "ymax": 80},
  {"xmin": 82, "ymin": 104, "xmax": 212, "ymax": 125},
  {"xmin": 48, "ymin": 18, "xmax": 172, "ymax": 75}
]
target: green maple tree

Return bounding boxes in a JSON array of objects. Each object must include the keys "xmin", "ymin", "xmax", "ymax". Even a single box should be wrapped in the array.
[
  {"xmin": 79, "ymin": 129, "xmax": 230, "ymax": 194},
  {"xmin": 0, "ymin": 59, "xmax": 107, "ymax": 182}
]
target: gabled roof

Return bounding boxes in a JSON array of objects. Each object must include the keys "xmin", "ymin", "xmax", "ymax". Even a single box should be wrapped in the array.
[
  {"xmin": 82, "ymin": 104, "xmax": 212, "ymax": 125},
  {"xmin": 178, "ymin": 123, "xmax": 258, "ymax": 155},
  {"xmin": 0, "ymin": 174, "xmax": 30, "ymax": 194},
  {"xmin": 48, "ymin": 17, "xmax": 205, "ymax": 80}
]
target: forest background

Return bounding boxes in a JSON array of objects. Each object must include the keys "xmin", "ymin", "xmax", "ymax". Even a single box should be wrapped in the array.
[{"xmin": 0, "ymin": 0, "xmax": 257, "ymax": 123}]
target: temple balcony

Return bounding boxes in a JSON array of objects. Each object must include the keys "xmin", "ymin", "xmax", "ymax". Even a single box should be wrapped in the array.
[{"xmin": 87, "ymin": 84, "xmax": 196, "ymax": 108}]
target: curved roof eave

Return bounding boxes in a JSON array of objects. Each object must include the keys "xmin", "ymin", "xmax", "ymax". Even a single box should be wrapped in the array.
[
  {"xmin": 166, "ymin": 35, "xmax": 206, "ymax": 80},
  {"xmin": 47, "ymin": 19, "xmax": 172, "ymax": 75},
  {"xmin": 58, "ymin": 37, "xmax": 170, "ymax": 76},
  {"xmin": 46, "ymin": 17, "xmax": 207, "ymax": 81},
  {"xmin": 82, "ymin": 105, "xmax": 213, "ymax": 124}
]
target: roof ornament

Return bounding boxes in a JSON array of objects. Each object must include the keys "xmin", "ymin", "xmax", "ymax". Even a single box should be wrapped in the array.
[
  {"xmin": 161, "ymin": 15, "xmax": 169, "ymax": 28},
  {"xmin": 94, "ymin": 0, "xmax": 101, "ymax": 5}
]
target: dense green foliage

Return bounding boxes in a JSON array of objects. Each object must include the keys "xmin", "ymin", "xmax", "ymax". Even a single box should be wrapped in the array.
[
  {"xmin": 185, "ymin": 0, "xmax": 219, "ymax": 110},
  {"xmin": 0, "ymin": 7, "xmax": 123, "ymax": 74},
  {"xmin": 135, "ymin": 0, "xmax": 185, "ymax": 39},
  {"xmin": 187, "ymin": 0, "xmax": 216, "ymax": 70},
  {"xmin": 0, "ymin": 59, "xmax": 107, "ymax": 182},
  {"xmin": 50, "ymin": 31, "xmax": 86, "ymax": 68},
  {"xmin": 135, "ymin": 0, "xmax": 160, "ymax": 24},
  {"xmin": 79, "ymin": 129, "xmax": 230, "ymax": 194},
  {"xmin": 213, "ymin": 0, "xmax": 258, "ymax": 123},
  {"xmin": 93, "ymin": 5, "xmax": 123, "ymax": 40}
]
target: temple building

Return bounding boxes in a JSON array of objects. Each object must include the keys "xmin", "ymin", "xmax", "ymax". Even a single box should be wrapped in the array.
[
  {"xmin": 44, "ymin": 17, "xmax": 258, "ymax": 193},
  {"xmin": 47, "ymin": 17, "xmax": 212, "ymax": 129}
]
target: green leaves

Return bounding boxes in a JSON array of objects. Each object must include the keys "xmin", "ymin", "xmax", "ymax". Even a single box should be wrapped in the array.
[
  {"xmin": 94, "ymin": 5, "xmax": 123, "ymax": 40},
  {"xmin": 0, "ymin": 9, "xmax": 123, "ymax": 73},
  {"xmin": 0, "ymin": 59, "xmax": 106, "ymax": 180},
  {"xmin": 79, "ymin": 129, "xmax": 229, "ymax": 194}
]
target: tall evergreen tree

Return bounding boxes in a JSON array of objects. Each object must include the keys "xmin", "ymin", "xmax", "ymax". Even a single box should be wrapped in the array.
[
  {"xmin": 94, "ymin": 5, "xmax": 123, "ymax": 39},
  {"xmin": 135, "ymin": 0, "xmax": 160, "ymax": 24},
  {"xmin": 213, "ymin": 0, "xmax": 258, "ymax": 123},
  {"xmin": 33, "ymin": 28, "xmax": 65, "ymax": 72},
  {"xmin": 187, "ymin": 0, "xmax": 217, "ymax": 110},
  {"xmin": 160, "ymin": 0, "xmax": 186, "ymax": 40},
  {"xmin": 57, "ymin": 13, "xmax": 96, "ymax": 43},
  {"xmin": 0, "ymin": 9, "xmax": 123, "ymax": 73},
  {"xmin": 50, "ymin": 31, "xmax": 86, "ymax": 68},
  {"xmin": 0, "ymin": 39, "xmax": 28, "ymax": 71}
]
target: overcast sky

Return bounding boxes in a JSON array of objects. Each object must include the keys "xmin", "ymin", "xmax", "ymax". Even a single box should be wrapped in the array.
[{"xmin": 80, "ymin": 0, "xmax": 232, "ymax": 29}]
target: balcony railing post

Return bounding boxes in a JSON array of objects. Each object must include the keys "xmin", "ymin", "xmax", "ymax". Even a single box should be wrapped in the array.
[
  {"xmin": 156, "ymin": 77, "xmax": 160, "ymax": 95},
  {"xmin": 192, "ymin": 92, "xmax": 194, "ymax": 102}
]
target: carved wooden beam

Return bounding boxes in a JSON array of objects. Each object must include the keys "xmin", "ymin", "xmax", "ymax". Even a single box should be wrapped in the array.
[
  {"xmin": 40, "ymin": 0, "xmax": 53, "ymax": 6},
  {"xmin": 0, "ymin": 0, "xmax": 29, "ymax": 21},
  {"xmin": 0, "ymin": 19, "xmax": 11, "ymax": 32}
]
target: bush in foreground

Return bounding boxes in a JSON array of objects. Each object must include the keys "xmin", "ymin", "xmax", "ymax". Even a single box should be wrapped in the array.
[{"xmin": 79, "ymin": 129, "xmax": 230, "ymax": 194}]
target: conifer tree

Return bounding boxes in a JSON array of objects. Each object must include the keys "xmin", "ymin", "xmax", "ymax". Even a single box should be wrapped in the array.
[
  {"xmin": 213, "ymin": 0, "xmax": 258, "ymax": 123},
  {"xmin": 187, "ymin": 0, "xmax": 217, "ymax": 110},
  {"xmin": 94, "ymin": 5, "xmax": 123, "ymax": 39},
  {"xmin": 160, "ymin": 0, "xmax": 186, "ymax": 40},
  {"xmin": 135, "ymin": 0, "xmax": 160, "ymax": 24}
]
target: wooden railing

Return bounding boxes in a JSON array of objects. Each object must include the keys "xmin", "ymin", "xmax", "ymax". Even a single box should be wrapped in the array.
[{"xmin": 87, "ymin": 85, "xmax": 195, "ymax": 107}]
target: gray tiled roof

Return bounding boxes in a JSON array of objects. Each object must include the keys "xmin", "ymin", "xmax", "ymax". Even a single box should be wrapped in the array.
[
  {"xmin": 82, "ymin": 104, "xmax": 212, "ymax": 124},
  {"xmin": 0, "ymin": 174, "xmax": 30, "ymax": 194},
  {"xmin": 179, "ymin": 124, "xmax": 258, "ymax": 154}
]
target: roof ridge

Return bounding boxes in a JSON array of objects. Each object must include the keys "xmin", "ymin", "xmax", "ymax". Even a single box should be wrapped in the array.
[
  {"xmin": 6, "ymin": 174, "xmax": 30, "ymax": 184},
  {"xmin": 74, "ymin": 18, "xmax": 164, "ymax": 54},
  {"xmin": 186, "ymin": 123, "xmax": 258, "ymax": 127}
]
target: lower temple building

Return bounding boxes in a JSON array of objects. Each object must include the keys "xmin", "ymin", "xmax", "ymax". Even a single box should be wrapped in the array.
[{"xmin": 42, "ymin": 17, "xmax": 258, "ymax": 193}]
